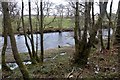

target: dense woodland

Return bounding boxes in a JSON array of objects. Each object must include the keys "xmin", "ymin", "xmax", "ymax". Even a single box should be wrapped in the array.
[{"xmin": 0, "ymin": 0, "xmax": 120, "ymax": 79}]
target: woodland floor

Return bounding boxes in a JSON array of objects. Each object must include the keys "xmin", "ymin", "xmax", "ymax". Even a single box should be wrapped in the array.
[{"xmin": 2, "ymin": 46, "xmax": 119, "ymax": 79}]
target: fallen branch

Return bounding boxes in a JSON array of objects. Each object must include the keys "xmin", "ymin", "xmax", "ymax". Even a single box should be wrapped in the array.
[{"xmin": 67, "ymin": 67, "xmax": 75, "ymax": 78}]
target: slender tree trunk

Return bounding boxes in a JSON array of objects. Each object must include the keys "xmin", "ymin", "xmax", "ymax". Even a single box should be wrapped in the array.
[
  {"xmin": 28, "ymin": 0, "xmax": 38, "ymax": 61},
  {"xmin": 88, "ymin": 1, "xmax": 108, "ymax": 49},
  {"xmin": 2, "ymin": 2, "xmax": 30, "ymax": 79},
  {"xmin": 99, "ymin": 2, "xmax": 105, "ymax": 50},
  {"xmin": 36, "ymin": 3, "xmax": 40, "ymax": 62},
  {"xmin": 73, "ymin": 1, "xmax": 80, "ymax": 63},
  {"xmin": 99, "ymin": 22, "xmax": 105, "ymax": 50},
  {"xmin": 82, "ymin": 2, "xmax": 88, "ymax": 44},
  {"xmin": 40, "ymin": 0, "xmax": 44, "ymax": 63},
  {"xmin": 107, "ymin": 0, "xmax": 113, "ymax": 50},
  {"xmin": 36, "ymin": 25, "xmax": 38, "ymax": 59},
  {"xmin": 21, "ymin": 0, "xmax": 37, "ymax": 64},
  {"xmin": 2, "ymin": 22, "xmax": 11, "ymax": 71},
  {"xmin": 88, "ymin": 1, "xmax": 108, "ymax": 47},
  {"xmin": 91, "ymin": 1, "xmax": 94, "ymax": 27}
]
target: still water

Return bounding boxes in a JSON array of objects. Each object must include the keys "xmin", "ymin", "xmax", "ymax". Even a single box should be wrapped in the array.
[
  {"xmin": 0, "ymin": 29, "xmax": 113, "ymax": 53},
  {"xmin": 0, "ymin": 32, "xmax": 74, "ymax": 53}
]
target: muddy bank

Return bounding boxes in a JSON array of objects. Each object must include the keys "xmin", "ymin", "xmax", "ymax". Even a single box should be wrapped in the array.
[
  {"xmin": 19, "ymin": 28, "xmax": 73, "ymax": 35},
  {"xmin": 0, "ymin": 28, "xmax": 73, "ymax": 36}
]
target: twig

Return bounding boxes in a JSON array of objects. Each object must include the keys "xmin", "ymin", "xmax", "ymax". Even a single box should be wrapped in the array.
[
  {"xmin": 67, "ymin": 67, "xmax": 75, "ymax": 78},
  {"xmin": 76, "ymin": 68, "xmax": 83, "ymax": 80}
]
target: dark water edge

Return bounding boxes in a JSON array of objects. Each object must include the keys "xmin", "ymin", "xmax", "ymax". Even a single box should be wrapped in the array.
[{"xmin": 0, "ymin": 28, "xmax": 73, "ymax": 37}]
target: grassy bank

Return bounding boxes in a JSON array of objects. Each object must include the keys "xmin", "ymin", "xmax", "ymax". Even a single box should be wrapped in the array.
[
  {"xmin": 5, "ymin": 46, "xmax": 74, "ymax": 63},
  {"xmin": 0, "ymin": 16, "xmax": 73, "ymax": 34},
  {"xmin": 3, "ymin": 46, "xmax": 119, "ymax": 79}
]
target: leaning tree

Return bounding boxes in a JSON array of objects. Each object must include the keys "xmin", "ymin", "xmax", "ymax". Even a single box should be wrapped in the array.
[{"xmin": 2, "ymin": 2, "xmax": 30, "ymax": 79}]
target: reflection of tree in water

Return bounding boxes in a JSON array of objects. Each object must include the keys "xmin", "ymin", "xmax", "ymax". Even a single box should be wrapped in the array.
[
  {"xmin": 6, "ymin": 36, "xmax": 12, "ymax": 52},
  {"xmin": 67, "ymin": 32, "xmax": 74, "ymax": 38},
  {"xmin": 66, "ymin": 32, "xmax": 74, "ymax": 46},
  {"xmin": 58, "ymin": 33, "xmax": 63, "ymax": 46},
  {"xmin": 0, "ymin": 32, "xmax": 75, "ymax": 53}
]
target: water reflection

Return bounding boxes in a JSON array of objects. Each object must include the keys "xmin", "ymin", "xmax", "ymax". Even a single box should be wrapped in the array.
[
  {"xmin": 0, "ymin": 32, "xmax": 74, "ymax": 53},
  {"xmin": 0, "ymin": 29, "xmax": 113, "ymax": 53}
]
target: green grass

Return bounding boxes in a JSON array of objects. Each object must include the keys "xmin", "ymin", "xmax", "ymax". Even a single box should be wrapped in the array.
[
  {"xmin": 43, "ymin": 17, "xmax": 73, "ymax": 28},
  {"xmin": 9, "ymin": 46, "xmax": 74, "ymax": 78},
  {"xmin": 0, "ymin": 16, "xmax": 73, "ymax": 33}
]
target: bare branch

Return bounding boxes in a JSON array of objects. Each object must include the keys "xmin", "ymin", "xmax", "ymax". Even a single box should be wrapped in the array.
[{"xmin": 44, "ymin": 15, "xmax": 57, "ymax": 27}]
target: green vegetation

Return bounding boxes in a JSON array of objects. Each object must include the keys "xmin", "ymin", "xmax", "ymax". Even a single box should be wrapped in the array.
[
  {"xmin": 44, "ymin": 17, "xmax": 73, "ymax": 28},
  {"xmin": 4, "ymin": 46, "xmax": 119, "ymax": 79},
  {"xmin": 0, "ymin": 16, "xmax": 73, "ymax": 33}
]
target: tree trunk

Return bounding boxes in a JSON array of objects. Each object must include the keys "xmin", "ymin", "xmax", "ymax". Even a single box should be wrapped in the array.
[
  {"xmin": 35, "ymin": 2, "xmax": 40, "ymax": 62},
  {"xmin": 99, "ymin": 22, "xmax": 105, "ymax": 50},
  {"xmin": 74, "ymin": 1, "xmax": 108, "ymax": 66},
  {"xmin": 73, "ymin": 1, "xmax": 80, "ymax": 64},
  {"xmin": 115, "ymin": 1, "xmax": 120, "ymax": 75},
  {"xmin": 75, "ymin": 2, "xmax": 91, "ymax": 66},
  {"xmin": 21, "ymin": 1, "xmax": 37, "ymax": 64},
  {"xmin": 91, "ymin": 1, "xmax": 94, "ymax": 27},
  {"xmin": 2, "ymin": 20, "xmax": 11, "ymax": 71},
  {"xmin": 99, "ymin": 1, "xmax": 105, "ymax": 50},
  {"xmin": 88, "ymin": 1, "xmax": 108, "ymax": 47},
  {"xmin": 2, "ymin": 2, "xmax": 30, "ymax": 79},
  {"xmin": 87, "ymin": 1, "xmax": 108, "ymax": 53},
  {"xmin": 40, "ymin": 0, "xmax": 44, "ymax": 63},
  {"xmin": 106, "ymin": 0, "xmax": 113, "ymax": 50},
  {"xmin": 28, "ymin": 0, "xmax": 36, "ymax": 60}
]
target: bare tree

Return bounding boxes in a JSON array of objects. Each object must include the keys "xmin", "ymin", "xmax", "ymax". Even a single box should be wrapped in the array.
[
  {"xmin": 40, "ymin": 0, "xmax": 44, "ymax": 63},
  {"xmin": 106, "ymin": 0, "xmax": 113, "ymax": 50},
  {"xmin": 74, "ymin": 0, "xmax": 80, "ymax": 63},
  {"xmin": 8, "ymin": 2, "xmax": 22, "ymax": 33},
  {"xmin": 33, "ymin": 0, "xmax": 56, "ymax": 63},
  {"xmin": 28, "ymin": 0, "xmax": 39, "ymax": 62},
  {"xmin": 21, "ymin": 0, "xmax": 37, "ymax": 64},
  {"xmin": 91, "ymin": 1, "xmax": 94, "ymax": 27},
  {"xmin": 2, "ymin": 12, "xmax": 11, "ymax": 72},
  {"xmin": 2, "ymin": 2, "xmax": 30, "ymax": 79},
  {"xmin": 99, "ymin": 1, "xmax": 105, "ymax": 50},
  {"xmin": 73, "ymin": 0, "xmax": 108, "ymax": 66}
]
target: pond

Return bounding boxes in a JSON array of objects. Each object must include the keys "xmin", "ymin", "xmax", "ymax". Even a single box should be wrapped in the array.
[
  {"xmin": 0, "ymin": 32, "xmax": 74, "ymax": 53},
  {"xmin": 0, "ymin": 29, "xmax": 113, "ymax": 53}
]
